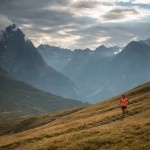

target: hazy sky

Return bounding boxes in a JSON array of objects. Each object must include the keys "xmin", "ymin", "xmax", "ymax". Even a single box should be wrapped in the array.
[{"xmin": 0, "ymin": 0, "xmax": 150, "ymax": 50}]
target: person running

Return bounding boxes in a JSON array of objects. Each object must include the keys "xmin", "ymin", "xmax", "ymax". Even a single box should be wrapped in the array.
[{"xmin": 120, "ymin": 95, "xmax": 129, "ymax": 121}]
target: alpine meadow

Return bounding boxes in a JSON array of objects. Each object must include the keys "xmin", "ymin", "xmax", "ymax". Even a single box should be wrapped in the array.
[{"xmin": 0, "ymin": 82, "xmax": 150, "ymax": 149}]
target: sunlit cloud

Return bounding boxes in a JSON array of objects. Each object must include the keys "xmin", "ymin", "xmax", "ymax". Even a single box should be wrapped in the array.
[
  {"xmin": 96, "ymin": 37, "xmax": 111, "ymax": 43},
  {"xmin": 20, "ymin": 24, "xmax": 33, "ymax": 29},
  {"xmin": 132, "ymin": 0, "xmax": 150, "ymax": 4},
  {"xmin": 101, "ymin": 7, "xmax": 140, "ymax": 23},
  {"xmin": 88, "ymin": 0, "xmax": 130, "ymax": 2},
  {"xmin": 30, "ymin": 32, "xmax": 81, "ymax": 49}
]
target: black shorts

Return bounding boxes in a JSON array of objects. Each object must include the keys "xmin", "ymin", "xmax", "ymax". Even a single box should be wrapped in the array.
[{"xmin": 121, "ymin": 106, "xmax": 127, "ymax": 110}]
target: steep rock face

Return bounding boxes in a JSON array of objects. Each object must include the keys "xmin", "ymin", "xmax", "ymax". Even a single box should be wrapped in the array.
[
  {"xmin": 0, "ymin": 24, "xmax": 79, "ymax": 99},
  {"xmin": 111, "ymin": 41, "xmax": 150, "ymax": 87}
]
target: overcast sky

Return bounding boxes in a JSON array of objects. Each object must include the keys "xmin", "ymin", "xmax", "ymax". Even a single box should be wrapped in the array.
[{"xmin": 0, "ymin": 0, "xmax": 150, "ymax": 50}]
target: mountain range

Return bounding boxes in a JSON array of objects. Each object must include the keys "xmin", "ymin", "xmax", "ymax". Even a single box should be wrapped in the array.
[
  {"xmin": 0, "ymin": 66, "xmax": 85, "ymax": 121},
  {"xmin": 0, "ymin": 24, "xmax": 80, "ymax": 100},
  {"xmin": 1, "ymin": 24, "xmax": 150, "ymax": 103},
  {"xmin": 38, "ymin": 38, "xmax": 150, "ymax": 103},
  {"xmin": 38, "ymin": 44, "xmax": 120, "ymax": 74}
]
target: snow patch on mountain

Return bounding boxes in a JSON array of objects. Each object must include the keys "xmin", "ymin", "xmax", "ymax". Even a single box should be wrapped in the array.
[{"xmin": 114, "ymin": 48, "xmax": 122, "ymax": 55}]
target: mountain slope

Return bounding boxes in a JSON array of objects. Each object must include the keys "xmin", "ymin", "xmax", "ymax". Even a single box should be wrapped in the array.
[
  {"xmin": 0, "ymin": 24, "xmax": 79, "ymax": 99},
  {"xmin": 72, "ymin": 40, "xmax": 150, "ymax": 102},
  {"xmin": 0, "ymin": 67, "xmax": 85, "ymax": 121},
  {"xmin": 0, "ymin": 82, "xmax": 149, "ymax": 150},
  {"xmin": 106, "ymin": 41, "xmax": 150, "ymax": 95},
  {"xmin": 142, "ymin": 37, "xmax": 150, "ymax": 47},
  {"xmin": 37, "ymin": 45, "xmax": 72, "ymax": 72}
]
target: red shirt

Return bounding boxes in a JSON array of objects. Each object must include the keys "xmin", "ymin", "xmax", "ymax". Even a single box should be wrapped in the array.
[{"xmin": 121, "ymin": 98, "xmax": 128, "ymax": 106}]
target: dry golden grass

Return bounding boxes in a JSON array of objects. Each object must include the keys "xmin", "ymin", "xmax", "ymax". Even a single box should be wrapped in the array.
[{"xmin": 0, "ymin": 82, "xmax": 150, "ymax": 150}]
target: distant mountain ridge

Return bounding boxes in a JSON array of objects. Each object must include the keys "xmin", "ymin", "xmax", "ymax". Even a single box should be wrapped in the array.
[
  {"xmin": 0, "ymin": 67, "xmax": 85, "ymax": 121},
  {"xmin": 0, "ymin": 24, "xmax": 80, "ymax": 100},
  {"xmin": 38, "ymin": 38, "xmax": 150, "ymax": 103},
  {"xmin": 38, "ymin": 44, "xmax": 120, "ymax": 89},
  {"xmin": 38, "ymin": 44, "xmax": 120, "ymax": 73}
]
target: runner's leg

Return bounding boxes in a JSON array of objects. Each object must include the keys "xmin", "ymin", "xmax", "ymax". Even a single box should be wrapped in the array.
[{"xmin": 122, "ymin": 108, "xmax": 125, "ymax": 121}]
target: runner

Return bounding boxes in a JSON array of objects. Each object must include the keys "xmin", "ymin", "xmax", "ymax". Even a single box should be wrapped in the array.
[{"xmin": 120, "ymin": 95, "xmax": 129, "ymax": 121}]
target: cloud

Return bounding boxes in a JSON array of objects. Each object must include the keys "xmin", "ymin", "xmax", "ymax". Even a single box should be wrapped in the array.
[
  {"xmin": 0, "ymin": 0, "xmax": 150, "ymax": 49},
  {"xmin": 132, "ymin": 0, "xmax": 150, "ymax": 4},
  {"xmin": 102, "ymin": 7, "xmax": 139, "ymax": 22},
  {"xmin": 0, "ymin": 14, "xmax": 12, "ymax": 30},
  {"xmin": 71, "ymin": 0, "xmax": 100, "ymax": 9}
]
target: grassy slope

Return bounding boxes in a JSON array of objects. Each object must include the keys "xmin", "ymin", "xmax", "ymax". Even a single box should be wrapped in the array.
[
  {"xmin": 0, "ymin": 82, "xmax": 150, "ymax": 150},
  {"xmin": 0, "ymin": 68, "xmax": 85, "ymax": 121}
]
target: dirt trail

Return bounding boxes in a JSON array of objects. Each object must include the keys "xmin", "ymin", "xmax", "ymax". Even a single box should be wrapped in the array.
[
  {"xmin": 43, "ymin": 108, "xmax": 150, "ymax": 131},
  {"xmin": 97, "ymin": 109, "xmax": 150, "ymax": 128}
]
